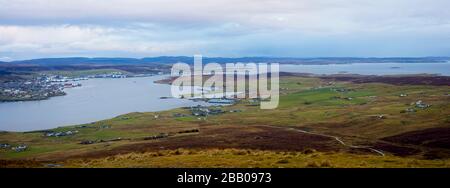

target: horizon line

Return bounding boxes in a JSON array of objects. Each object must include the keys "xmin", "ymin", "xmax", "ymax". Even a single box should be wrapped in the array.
[{"xmin": 2, "ymin": 56, "xmax": 450, "ymax": 63}]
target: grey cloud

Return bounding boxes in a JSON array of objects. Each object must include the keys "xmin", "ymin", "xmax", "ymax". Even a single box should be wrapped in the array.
[{"xmin": 0, "ymin": 0, "xmax": 450, "ymax": 59}]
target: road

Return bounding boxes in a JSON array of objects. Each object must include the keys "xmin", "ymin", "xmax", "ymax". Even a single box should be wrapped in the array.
[{"xmin": 266, "ymin": 125, "xmax": 386, "ymax": 156}]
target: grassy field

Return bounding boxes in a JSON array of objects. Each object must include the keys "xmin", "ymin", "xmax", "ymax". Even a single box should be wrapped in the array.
[
  {"xmin": 57, "ymin": 149, "xmax": 450, "ymax": 168},
  {"xmin": 1, "ymin": 75, "xmax": 449, "ymax": 167}
]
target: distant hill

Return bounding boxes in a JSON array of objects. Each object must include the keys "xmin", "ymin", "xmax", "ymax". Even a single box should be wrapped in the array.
[
  {"xmin": 7, "ymin": 57, "xmax": 144, "ymax": 66},
  {"xmin": 1, "ymin": 56, "xmax": 449, "ymax": 66}
]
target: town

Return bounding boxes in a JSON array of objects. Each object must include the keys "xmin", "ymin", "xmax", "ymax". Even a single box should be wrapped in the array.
[
  {"xmin": 0, "ymin": 72, "xmax": 137, "ymax": 102},
  {"xmin": 0, "ymin": 72, "xmax": 157, "ymax": 102},
  {"xmin": 0, "ymin": 76, "xmax": 67, "ymax": 102}
]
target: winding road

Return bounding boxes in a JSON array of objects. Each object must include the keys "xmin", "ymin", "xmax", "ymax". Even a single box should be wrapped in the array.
[{"xmin": 267, "ymin": 125, "xmax": 386, "ymax": 156}]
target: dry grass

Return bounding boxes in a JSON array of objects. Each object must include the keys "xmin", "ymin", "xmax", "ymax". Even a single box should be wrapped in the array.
[{"xmin": 54, "ymin": 149, "xmax": 450, "ymax": 168}]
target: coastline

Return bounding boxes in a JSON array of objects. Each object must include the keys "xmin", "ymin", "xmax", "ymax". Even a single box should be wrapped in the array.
[
  {"xmin": 2, "ymin": 72, "xmax": 449, "ymax": 133},
  {"xmin": 1, "ymin": 72, "xmax": 449, "ymax": 167}
]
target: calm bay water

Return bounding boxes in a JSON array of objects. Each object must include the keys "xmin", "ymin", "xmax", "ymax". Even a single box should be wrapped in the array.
[
  {"xmin": 280, "ymin": 62, "xmax": 450, "ymax": 76},
  {"xmin": 1, "ymin": 62, "xmax": 449, "ymax": 132},
  {"xmin": 0, "ymin": 75, "xmax": 207, "ymax": 132}
]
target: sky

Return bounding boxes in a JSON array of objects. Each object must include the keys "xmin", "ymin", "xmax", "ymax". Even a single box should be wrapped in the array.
[{"xmin": 0, "ymin": 0, "xmax": 450, "ymax": 61}]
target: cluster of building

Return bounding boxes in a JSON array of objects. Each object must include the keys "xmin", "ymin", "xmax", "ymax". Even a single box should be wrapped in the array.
[
  {"xmin": 187, "ymin": 97, "xmax": 237, "ymax": 105},
  {"xmin": 47, "ymin": 72, "xmax": 131, "ymax": 80},
  {"xmin": 414, "ymin": 100, "xmax": 431, "ymax": 109},
  {"xmin": 0, "ymin": 76, "xmax": 67, "ymax": 102},
  {"xmin": 12, "ymin": 145, "xmax": 28, "ymax": 152},
  {"xmin": 0, "ymin": 74, "xmax": 92, "ymax": 102},
  {"xmin": 0, "ymin": 72, "xmax": 135, "ymax": 102},
  {"xmin": 0, "ymin": 143, "xmax": 10, "ymax": 149},
  {"xmin": 48, "ymin": 75, "xmax": 88, "ymax": 82},
  {"xmin": 89, "ymin": 72, "xmax": 128, "ymax": 78},
  {"xmin": 89, "ymin": 72, "xmax": 162, "ymax": 79},
  {"xmin": 0, "ymin": 143, "xmax": 28, "ymax": 152},
  {"xmin": 189, "ymin": 105, "xmax": 242, "ymax": 117},
  {"xmin": 207, "ymin": 98, "xmax": 236, "ymax": 104},
  {"xmin": 191, "ymin": 105, "xmax": 226, "ymax": 117},
  {"xmin": 0, "ymin": 71, "xmax": 165, "ymax": 102},
  {"xmin": 44, "ymin": 130, "xmax": 79, "ymax": 137},
  {"xmin": 402, "ymin": 100, "xmax": 431, "ymax": 113},
  {"xmin": 86, "ymin": 72, "xmax": 161, "ymax": 79}
]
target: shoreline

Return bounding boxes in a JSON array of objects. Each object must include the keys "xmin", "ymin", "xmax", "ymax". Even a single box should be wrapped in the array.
[
  {"xmin": 0, "ymin": 72, "xmax": 449, "ymax": 167},
  {"xmin": 2, "ymin": 73, "xmax": 449, "ymax": 133}
]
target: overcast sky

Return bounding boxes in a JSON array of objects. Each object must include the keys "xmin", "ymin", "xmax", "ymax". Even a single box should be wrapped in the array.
[{"xmin": 0, "ymin": 0, "xmax": 450, "ymax": 60}]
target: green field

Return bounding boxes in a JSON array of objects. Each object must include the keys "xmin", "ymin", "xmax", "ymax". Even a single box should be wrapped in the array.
[{"xmin": 1, "ymin": 75, "xmax": 449, "ymax": 167}]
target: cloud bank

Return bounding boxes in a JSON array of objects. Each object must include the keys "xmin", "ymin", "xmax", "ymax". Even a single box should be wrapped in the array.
[{"xmin": 0, "ymin": 0, "xmax": 449, "ymax": 60}]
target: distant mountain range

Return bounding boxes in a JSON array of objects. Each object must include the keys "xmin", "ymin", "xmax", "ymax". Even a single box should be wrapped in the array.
[{"xmin": 1, "ymin": 56, "xmax": 449, "ymax": 66}]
